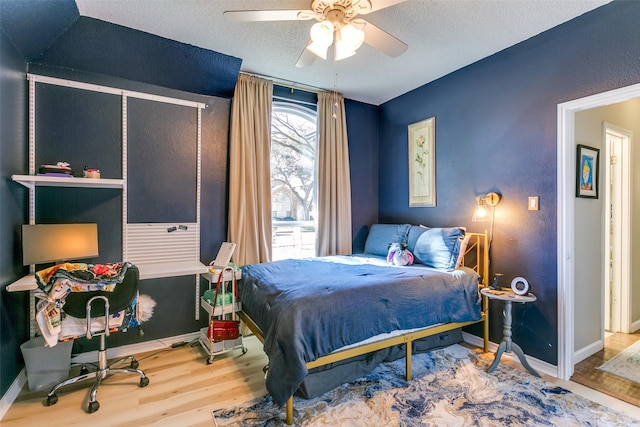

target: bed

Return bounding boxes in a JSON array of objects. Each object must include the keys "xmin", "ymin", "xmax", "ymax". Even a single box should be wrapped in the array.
[{"xmin": 237, "ymin": 224, "xmax": 489, "ymax": 424}]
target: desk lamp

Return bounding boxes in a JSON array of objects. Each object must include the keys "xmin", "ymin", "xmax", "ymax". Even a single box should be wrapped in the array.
[
  {"xmin": 22, "ymin": 223, "xmax": 99, "ymax": 266},
  {"xmin": 15, "ymin": 224, "xmax": 99, "ymax": 337}
]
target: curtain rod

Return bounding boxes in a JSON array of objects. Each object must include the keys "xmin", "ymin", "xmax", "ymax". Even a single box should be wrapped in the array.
[{"xmin": 240, "ymin": 71, "xmax": 325, "ymax": 94}]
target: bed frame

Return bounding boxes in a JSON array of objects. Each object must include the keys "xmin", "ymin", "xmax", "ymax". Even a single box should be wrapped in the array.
[{"xmin": 237, "ymin": 231, "xmax": 490, "ymax": 425}]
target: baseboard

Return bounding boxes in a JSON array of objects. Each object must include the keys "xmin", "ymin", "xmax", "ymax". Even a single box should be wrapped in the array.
[
  {"xmin": 71, "ymin": 331, "xmax": 200, "ymax": 364},
  {"xmin": 462, "ymin": 332, "xmax": 559, "ymax": 378},
  {"xmin": 630, "ymin": 319, "xmax": 640, "ymax": 333},
  {"xmin": 0, "ymin": 331, "xmax": 199, "ymax": 421},
  {"xmin": 573, "ymin": 339, "xmax": 604, "ymax": 365},
  {"xmin": 0, "ymin": 369, "xmax": 27, "ymax": 422}
]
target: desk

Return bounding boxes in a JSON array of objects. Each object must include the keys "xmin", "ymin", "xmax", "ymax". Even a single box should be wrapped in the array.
[{"xmin": 480, "ymin": 288, "xmax": 540, "ymax": 377}]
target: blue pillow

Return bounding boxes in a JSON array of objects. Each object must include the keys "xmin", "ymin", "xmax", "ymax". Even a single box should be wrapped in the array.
[
  {"xmin": 413, "ymin": 227, "xmax": 465, "ymax": 271},
  {"xmin": 406, "ymin": 225, "xmax": 429, "ymax": 253},
  {"xmin": 363, "ymin": 224, "xmax": 411, "ymax": 257}
]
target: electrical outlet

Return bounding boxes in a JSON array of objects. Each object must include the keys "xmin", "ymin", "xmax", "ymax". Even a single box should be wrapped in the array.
[{"xmin": 528, "ymin": 196, "xmax": 539, "ymax": 211}]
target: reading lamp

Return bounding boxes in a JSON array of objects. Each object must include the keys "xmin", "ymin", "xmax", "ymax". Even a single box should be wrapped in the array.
[
  {"xmin": 472, "ymin": 192, "xmax": 501, "ymax": 223},
  {"xmin": 22, "ymin": 223, "xmax": 99, "ymax": 266},
  {"xmin": 472, "ymin": 192, "xmax": 501, "ymax": 282}
]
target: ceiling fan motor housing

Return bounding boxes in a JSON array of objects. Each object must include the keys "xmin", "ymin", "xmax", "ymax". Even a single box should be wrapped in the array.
[{"xmin": 311, "ymin": 0, "xmax": 373, "ymax": 24}]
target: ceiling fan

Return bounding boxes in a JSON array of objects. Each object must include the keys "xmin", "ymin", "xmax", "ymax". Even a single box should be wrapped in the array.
[{"xmin": 223, "ymin": 0, "xmax": 408, "ymax": 67}]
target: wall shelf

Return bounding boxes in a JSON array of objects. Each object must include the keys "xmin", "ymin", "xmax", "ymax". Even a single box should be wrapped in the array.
[{"xmin": 12, "ymin": 175, "xmax": 124, "ymax": 189}]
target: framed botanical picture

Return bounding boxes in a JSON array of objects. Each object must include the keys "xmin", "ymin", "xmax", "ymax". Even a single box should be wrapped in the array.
[
  {"xmin": 576, "ymin": 144, "xmax": 599, "ymax": 198},
  {"xmin": 408, "ymin": 117, "xmax": 436, "ymax": 207}
]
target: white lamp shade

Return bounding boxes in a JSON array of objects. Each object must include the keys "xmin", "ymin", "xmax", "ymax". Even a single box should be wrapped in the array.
[
  {"xmin": 307, "ymin": 40, "xmax": 329, "ymax": 59},
  {"xmin": 22, "ymin": 223, "xmax": 99, "ymax": 265},
  {"xmin": 339, "ymin": 24, "xmax": 365, "ymax": 51},
  {"xmin": 334, "ymin": 43, "xmax": 356, "ymax": 61},
  {"xmin": 310, "ymin": 21, "xmax": 334, "ymax": 46}
]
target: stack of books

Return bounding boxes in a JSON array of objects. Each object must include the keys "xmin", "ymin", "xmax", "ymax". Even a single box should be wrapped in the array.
[{"xmin": 37, "ymin": 163, "xmax": 74, "ymax": 177}]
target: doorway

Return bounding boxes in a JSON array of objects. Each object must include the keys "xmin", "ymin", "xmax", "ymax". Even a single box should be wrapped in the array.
[
  {"xmin": 603, "ymin": 123, "xmax": 632, "ymax": 334},
  {"xmin": 557, "ymin": 83, "xmax": 640, "ymax": 381}
]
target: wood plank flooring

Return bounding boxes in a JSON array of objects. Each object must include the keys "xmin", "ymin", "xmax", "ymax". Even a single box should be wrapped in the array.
[
  {"xmin": 3, "ymin": 334, "xmax": 639, "ymax": 426},
  {"xmin": 571, "ymin": 331, "xmax": 640, "ymax": 407},
  {"xmin": 2, "ymin": 336, "xmax": 269, "ymax": 427}
]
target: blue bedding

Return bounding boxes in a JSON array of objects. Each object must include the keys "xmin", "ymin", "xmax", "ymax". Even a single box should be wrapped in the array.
[{"xmin": 238, "ymin": 255, "xmax": 481, "ymax": 406}]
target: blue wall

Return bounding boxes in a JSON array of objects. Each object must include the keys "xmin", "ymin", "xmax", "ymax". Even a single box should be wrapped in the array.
[
  {"xmin": 345, "ymin": 99, "xmax": 379, "ymax": 249},
  {"xmin": 0, "ymin": 28, "xmax": 30, "ymax": 399},
  {"xmin": 378, "ymin": 1, "xmax": 640, "ymax": 364}
]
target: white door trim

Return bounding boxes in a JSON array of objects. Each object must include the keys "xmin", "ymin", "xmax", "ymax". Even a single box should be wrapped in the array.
[
  {"xmin": 557, "ymin": 83, "xmax": 640, "ymax": 381},
  {"xmin": 603, "ymin": 122, "xmax": 633, "ymax": 334}
]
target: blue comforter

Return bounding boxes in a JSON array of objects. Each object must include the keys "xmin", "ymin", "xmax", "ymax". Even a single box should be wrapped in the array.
[{"xmin": 239, "ymin": 256, "xmax": 481, "ymax": 406}]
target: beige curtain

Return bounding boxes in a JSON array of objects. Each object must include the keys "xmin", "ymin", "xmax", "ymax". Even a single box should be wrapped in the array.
[
  {"xmin": 316, "ymin": 91, "xmax": 353, "ymax": 256},
  {"xmin": 228, "ymin": 74, "xmax": 273, "ymax": 266}
]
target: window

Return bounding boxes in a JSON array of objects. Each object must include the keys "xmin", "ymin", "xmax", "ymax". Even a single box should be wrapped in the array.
[{"xmin": 271, "ymin": 102, "xmax": 317, "ymax": 260}]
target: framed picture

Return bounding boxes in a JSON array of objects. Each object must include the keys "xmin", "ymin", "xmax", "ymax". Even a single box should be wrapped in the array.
[
  {"xmin": 576, "ymin": 144, "xmax": 599, "ymax": 198},
  {"xmin": 408, "ymin": 117, "xmax": 436, "ymax": 207}
]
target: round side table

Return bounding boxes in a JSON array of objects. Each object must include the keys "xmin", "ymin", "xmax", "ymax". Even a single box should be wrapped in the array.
[{"xmin": 480, "ymin": 287, "xmax": 540, "ymax": 377}]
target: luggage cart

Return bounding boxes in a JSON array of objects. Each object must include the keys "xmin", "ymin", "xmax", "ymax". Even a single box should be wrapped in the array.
[{"xmin": 199, "ymin": 266, "xmax": 246, "ymax": 364}]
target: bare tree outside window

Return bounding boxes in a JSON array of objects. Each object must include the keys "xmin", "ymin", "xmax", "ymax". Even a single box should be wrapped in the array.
[{"xmin": 271, "ymin": 103, "xmax": 317, "ymax": 260}]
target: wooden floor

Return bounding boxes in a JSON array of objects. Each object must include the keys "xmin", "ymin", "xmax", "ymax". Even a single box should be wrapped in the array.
[
  {"xmin": 4, "ymin": 334, "xmax": 639, "ymax": 426},
  {"xmin": 571, "ymin": 331, "xmax": 640, "ymax": 407},
  {"xmin": 2, "ymin": 336, "xmax": 270, "ymax": 427}
]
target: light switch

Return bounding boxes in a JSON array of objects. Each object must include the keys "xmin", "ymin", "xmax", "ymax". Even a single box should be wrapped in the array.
[{"xmin": 528, "ymin": 196, "xmax": 539, "ymax": 211}]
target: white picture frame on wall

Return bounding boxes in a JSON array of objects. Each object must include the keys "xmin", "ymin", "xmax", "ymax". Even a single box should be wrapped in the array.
[{"xmin": 408, "ymin": 116, "xmax": 436, "ymax": 207}]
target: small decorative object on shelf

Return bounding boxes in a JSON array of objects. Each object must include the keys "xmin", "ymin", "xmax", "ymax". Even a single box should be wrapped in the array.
[{"xmin": 83, "ymin": 167, "xmax": 100, "ymax": 179}]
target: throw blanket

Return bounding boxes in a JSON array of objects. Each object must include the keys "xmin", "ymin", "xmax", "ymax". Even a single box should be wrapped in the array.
[
  {"xmin": 239, "ymin": 256, "xmax": 481, "ymax": 406},
  {"xmin": 34, "ymin": 262, "xmax": 130, "ymax": 347},
  {"xmin": 35, "ymin": 262, "xmax": 128, "ymax": 300}
]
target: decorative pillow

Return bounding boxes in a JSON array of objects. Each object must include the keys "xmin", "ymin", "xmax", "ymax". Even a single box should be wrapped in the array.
[
  {"xmin": 413, "ymin": 227, "xmax": 465, "ymax": 271},
  {"xmin": 363, "ymin": 224, "xmax": 411, "ymax": 257},
  {"xmin": 455, "ymin": 233, "xmax": 473, "ymax": 269},
  {"xmin": 406, "ymin": 225, "xmax": 430, "ymax": 254},
  {"xmin": 386, "ymin": 242, "xmax": 414, "ymax": 266}
]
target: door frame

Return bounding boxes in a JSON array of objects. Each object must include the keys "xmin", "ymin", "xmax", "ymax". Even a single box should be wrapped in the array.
[{"xmin": 557, "ymin": 83, "xmax": 640, "ymax": 381}]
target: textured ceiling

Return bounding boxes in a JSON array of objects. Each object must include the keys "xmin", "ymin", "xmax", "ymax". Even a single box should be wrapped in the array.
[{"xmin": 75, "ymin": 0, "xmax": 611, "ymax": 105}]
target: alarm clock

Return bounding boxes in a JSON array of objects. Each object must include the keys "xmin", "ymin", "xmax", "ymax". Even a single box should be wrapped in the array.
[{"xmin": 510, "ymin": 277, "xmax": 530, "ymax": 295}]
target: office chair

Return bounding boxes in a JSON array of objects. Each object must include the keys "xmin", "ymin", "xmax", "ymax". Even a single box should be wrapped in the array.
[{"xmin": 44, "ymin": 264, "xmax": 149, "ymax": 413}]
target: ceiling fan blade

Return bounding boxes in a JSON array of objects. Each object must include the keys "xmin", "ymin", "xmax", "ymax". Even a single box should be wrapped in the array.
[
  {"xmin": 359, "ymin": 19, "xmax": 408, "ymax": 57},
  {"xmin": 365, "ymin": 0, "xmax": 408, "ymax": 14},
  {"xmin": 223, "ymin": 9, "xmax": 315, "ymax": 22},
  {"xmin": 296, "ymin": 42, "xmax": 317, "ymax": 68}
]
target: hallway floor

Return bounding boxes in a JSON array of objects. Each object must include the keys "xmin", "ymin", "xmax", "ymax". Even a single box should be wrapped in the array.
[{"xmin": 571, "ymin": 331, "xmax": 640, "ymax": 407}]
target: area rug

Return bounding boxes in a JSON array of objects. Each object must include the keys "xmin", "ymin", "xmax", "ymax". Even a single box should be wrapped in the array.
[
  {"xmin": 598, "ymin": 339, "xmax": 640, "ymax": 384},
  {"xmin": 212, "ymin": 344, "xmax": 640, "ymax": 426}
]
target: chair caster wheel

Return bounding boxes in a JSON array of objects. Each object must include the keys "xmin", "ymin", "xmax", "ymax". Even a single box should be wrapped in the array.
[
  {"xmin": 45, "ymin": 394, "xmax": 58, "ymax": 406},
  {"xmin": 130, "ymin": 360, "xmax": 139, "ymax": 369},
  {"xmin": 80, "ymin": 366, "xmax": 89, "ymax": 375},
  {"xmin": 140, "ymin": 377, "xmax": 150, "ymax": 387},
  {"xmin": 88, "ymin": 400, "xmax": 100, "ymax": 413}
]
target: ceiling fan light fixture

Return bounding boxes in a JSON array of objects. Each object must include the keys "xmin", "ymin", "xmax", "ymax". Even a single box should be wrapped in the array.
[
  {"xmin": 310, "ymin": 20, "xmax": 334, "ymax": 46},
  {"xmin": 334, "ymin": 41, "xmax": 356, "ymax": 61},
  {"xmin": 339, "ymin": 23, "xmax": 365, "ymax": 51},
  {"xmin": 307, "ymin": 40, "xmax": 329, "ymax": 59}
]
